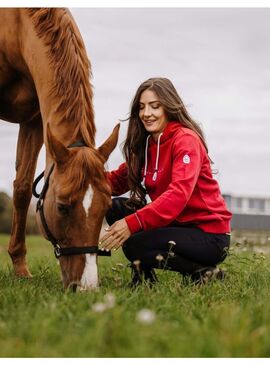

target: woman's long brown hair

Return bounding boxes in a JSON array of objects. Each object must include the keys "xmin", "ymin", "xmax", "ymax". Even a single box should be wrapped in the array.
[{"xmin": 123, "ymin": 77, "xmax": 208, "ymax": 210}]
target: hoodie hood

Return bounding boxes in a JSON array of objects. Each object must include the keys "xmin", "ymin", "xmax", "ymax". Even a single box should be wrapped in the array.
[{"xmin": 148, "ymin": 121, "xmax": 182, "ymax": 146}]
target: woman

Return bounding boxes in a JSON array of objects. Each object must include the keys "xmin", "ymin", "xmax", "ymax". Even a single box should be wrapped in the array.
[{"xmin": 99, "ymin": 77, "xmax": 232, "ymax": 286}]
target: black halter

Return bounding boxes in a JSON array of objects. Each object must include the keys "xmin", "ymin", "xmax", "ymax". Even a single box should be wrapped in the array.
[{"xmin": 32, "ymin": 141, "xmax": 110, "ymax": 259}]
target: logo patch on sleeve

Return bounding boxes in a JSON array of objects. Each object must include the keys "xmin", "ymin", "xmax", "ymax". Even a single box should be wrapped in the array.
[{"xmin": 183, "ymin": 154, "xmax": 190, "ymax": 164}]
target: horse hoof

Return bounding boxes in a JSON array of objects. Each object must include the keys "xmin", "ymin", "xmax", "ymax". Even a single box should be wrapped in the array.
[{"xmin": 14, "ymin": 266, "xmax": 33, "ymax": 278}]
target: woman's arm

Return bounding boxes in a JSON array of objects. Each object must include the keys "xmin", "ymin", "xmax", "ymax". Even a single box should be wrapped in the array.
[{"xmin": 107, "ymin": 162, "xmax": 129, "ymax": 196}]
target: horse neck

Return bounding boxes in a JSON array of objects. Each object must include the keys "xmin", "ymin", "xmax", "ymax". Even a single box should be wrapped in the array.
[{"xmin": 20, "ymin": 9, "xmax": 95, "ymax": 147}]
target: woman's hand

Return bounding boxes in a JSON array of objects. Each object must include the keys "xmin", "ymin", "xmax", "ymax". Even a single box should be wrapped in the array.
[{"xmin": 99, "ymin": 218, "xmax": 131, "ymax": 251}]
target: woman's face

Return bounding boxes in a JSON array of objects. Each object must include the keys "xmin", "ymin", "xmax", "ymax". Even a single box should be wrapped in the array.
[{"xmin": 139, "ymin": 89, "xmax": 168, "ymax": 141}]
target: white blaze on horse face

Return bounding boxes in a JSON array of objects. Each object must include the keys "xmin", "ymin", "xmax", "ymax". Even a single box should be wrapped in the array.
[
  {"xmin": 80, "ymin": 254, "xmax": 98, "ymax": 290},
  {"xmin": 83, "ymin": 185, "xmax": 94, "ymax": 217}
]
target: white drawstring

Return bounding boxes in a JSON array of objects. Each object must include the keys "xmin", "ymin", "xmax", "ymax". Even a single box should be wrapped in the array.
[
  {"xmin": 142, "ymin": 132, "xmax": 163, "ymax": 188},
  {"xmin": 142, "ymin": 135, "xmax": 151, "ymax": 188},
  {"xmin": 152, "ymin": 132, "xmax": 163, "ymax": 181}
]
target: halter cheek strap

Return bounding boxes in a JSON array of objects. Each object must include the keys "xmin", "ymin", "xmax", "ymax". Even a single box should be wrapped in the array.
[{"xmin": 32, "ymin": 142, "xmax": 111, "ymax": 258}]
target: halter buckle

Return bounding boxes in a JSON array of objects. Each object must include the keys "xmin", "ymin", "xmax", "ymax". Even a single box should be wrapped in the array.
[{"xmin": 54, "ymin": 244, "xmax": 61, "ymax": 259}]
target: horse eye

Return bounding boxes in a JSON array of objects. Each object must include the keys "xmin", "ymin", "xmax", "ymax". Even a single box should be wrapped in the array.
[{"xmin": 57, "ymin": 203, "xmax": 71, "ymax": 216}]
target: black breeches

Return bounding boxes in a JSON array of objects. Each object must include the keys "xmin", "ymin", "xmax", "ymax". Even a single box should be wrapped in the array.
[{"xmin": 106, "ymin": 197, "xmax": 230, "ymax": 275}]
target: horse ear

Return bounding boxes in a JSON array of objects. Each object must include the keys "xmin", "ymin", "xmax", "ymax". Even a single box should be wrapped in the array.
[
  {"xmin": 98, "ymin": 123, "xmax": 120, "ymax": 162},
  {"xmin": 46, "ymin": 124, "xmax": 71, "ymax": 164}
]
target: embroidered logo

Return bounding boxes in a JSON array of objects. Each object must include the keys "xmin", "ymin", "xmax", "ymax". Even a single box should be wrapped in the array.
[{"xmin": 183, "ymin": 154, "xmax": 190, "ymax": 164}]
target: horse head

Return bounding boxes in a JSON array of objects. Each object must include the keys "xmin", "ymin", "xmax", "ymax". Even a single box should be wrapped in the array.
[{"xmin": 36, "ymin": 123, "xmax": 120, "ymax": 291}]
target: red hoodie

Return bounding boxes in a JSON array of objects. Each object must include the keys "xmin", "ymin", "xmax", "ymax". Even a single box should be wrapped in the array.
[{"xmin": 107, "ymin": 121, "xmax": 232, "ymax": 234}]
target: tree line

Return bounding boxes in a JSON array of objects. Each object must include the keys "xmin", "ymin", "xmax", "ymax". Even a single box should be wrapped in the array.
[{"xmin": 0, "ymin": 191, "xmax": 40, "ymax": 234}]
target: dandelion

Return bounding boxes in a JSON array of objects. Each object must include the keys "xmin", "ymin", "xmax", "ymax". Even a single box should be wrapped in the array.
[
  {"xmin": 91, "ymin": 292, "xmax": 117, "ymax": 313},
  {"xmin": 155, "ymin": 254, "xmax": 164, "ymax": 262},
  {"xmin": 104, "ymin": 293, "xmax": 116, "ymax": 308},
  {"xmin": 133, "ymin": 260, "xmax": 141, "ymax": 271},
  {"xmin": 136, "ymin": 309, "xmax": 156, "ymax": 324},
  {"xmin": 91, "ymin": 302, "xmax": 107, "ymax": 313}
]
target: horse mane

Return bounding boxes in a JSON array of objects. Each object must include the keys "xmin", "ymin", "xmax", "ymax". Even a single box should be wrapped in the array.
[
  {"xmin": 27, "ymin": 8, "xmax": 95, "ymax": 147},
  {"xmin": 60, "ymin": 148, "xmax": 111, "ymax": 203}
]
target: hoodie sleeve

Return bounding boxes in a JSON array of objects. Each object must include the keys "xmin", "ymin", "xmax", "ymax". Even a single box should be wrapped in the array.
[
  {"xmin": 106, "ymin": 162, "xmax": 129, "ymax": 196},
  {"xmin": 125, "ymin": 133, "xmax": 204, "ymax": 233}
]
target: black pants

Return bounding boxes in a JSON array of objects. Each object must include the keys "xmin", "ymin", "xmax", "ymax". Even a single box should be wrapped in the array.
[{"xmin": 106, "ymin": 197, "xmax": 230, "ymax": 275}]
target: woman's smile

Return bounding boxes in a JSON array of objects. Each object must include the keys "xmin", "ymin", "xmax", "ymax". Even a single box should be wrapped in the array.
[{"xmin": 139, "ymin": 89, "xmax": 168, "ymax": 141}]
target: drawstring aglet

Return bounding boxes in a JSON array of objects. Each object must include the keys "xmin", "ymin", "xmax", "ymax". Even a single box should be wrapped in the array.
[{"xmin": 152, "ymin": 171, "xmax": 158, "ymax": 181}]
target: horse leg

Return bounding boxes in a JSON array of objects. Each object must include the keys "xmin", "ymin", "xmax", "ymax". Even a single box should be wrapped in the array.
[{"xmin": 8, "ymin": 117, "xmax": 43, "ymax": 277}]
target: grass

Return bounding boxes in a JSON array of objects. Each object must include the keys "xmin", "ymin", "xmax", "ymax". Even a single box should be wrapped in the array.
[{"xmin": 1, "ymin": 234, "xmax": 270, "ymax": 357}]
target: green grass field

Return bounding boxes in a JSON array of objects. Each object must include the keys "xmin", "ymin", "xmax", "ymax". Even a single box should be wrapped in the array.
[{"xmin": 0, "ymin": 233, "xmax": 270, "ymax": 357}]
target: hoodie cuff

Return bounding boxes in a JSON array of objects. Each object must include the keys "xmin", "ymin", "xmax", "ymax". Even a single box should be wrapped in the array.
[{"xmin": 125, "ymin": 212, "xmax": 143, "ymax": 234}]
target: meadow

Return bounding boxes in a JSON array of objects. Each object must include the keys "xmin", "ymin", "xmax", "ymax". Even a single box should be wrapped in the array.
[{"xmin": 0, "ymin": 233, "xmax": 270, "ymax": 358}]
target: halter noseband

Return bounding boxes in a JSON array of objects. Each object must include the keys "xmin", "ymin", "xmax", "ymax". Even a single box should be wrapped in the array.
[{"xmin": 32, "ymin": 141, "xmax": 110, "ymax": 259}]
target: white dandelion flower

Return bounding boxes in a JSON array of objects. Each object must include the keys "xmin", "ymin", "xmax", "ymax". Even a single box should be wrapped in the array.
[
  {"xmin": 155, "ymin": 254, "xmax": 164, "ymax": 262},
  {"xmin": 133, "ymin": 260, "xmax": 141, "ymax": 270},
  {"xmin": 91, "ymin": 302, "xmax": 107, "ymax": 313},
  {"xmin": 104, "ymin": 293, "xmax": 116, "ymax": 308},
  {"xmin": 136, "ymin": 309, "xmax": 156, "ymax": 324}
]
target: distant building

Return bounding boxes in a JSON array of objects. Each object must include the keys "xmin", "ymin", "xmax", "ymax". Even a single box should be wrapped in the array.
[
  {"xmin": 223, "ymin": 194, "xmax": 270, "ymax": 231},
  {"xmin": 223, "ymin": 194, "xmax": 270, "ymax": 215}
]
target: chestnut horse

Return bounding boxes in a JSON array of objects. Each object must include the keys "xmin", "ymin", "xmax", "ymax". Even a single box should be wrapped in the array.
[{"xmin": 0, "ymin": 8, "xmax": 119, "ymax": 290}]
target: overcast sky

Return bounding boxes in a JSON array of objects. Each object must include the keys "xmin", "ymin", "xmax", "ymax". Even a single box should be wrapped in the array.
[{"xmin": 0, "ymin": 7, "xmax": 270, "ymax": 197}]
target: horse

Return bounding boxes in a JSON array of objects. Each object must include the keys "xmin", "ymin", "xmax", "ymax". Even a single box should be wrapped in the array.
[{"xmin": 0, "ymin": 8, "xmax": 119, "ymax": 291}]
